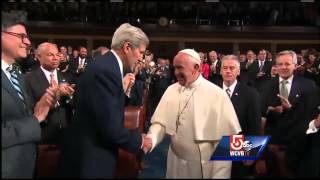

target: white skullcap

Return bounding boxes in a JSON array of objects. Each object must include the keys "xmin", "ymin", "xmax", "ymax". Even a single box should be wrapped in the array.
[{"xmin": 179, "ymin": 49, "xmax": 201, "ymax": 65}]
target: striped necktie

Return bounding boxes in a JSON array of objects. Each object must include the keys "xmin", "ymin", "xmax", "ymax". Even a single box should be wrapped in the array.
[
  {"xmin": 226, "ymin": 88, "xmax": 231, "ymax": 98},
  {"xmin": 7, "ymin": 66, "xmax": 26, "ymax": 107}
]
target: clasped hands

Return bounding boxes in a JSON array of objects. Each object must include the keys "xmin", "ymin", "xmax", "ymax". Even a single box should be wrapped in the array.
[
  {"xmin": 142, "ymin": 134, "xmax": 152, "ymax": 154},
  {"xmin": 267, "ymin": 94, "xmax": 292, "ymax": 114}
]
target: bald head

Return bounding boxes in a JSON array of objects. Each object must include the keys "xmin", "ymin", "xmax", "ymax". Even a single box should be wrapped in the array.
[{"xmin": 36, "ymin": 42, "xmax": 60, "ymax": 72}]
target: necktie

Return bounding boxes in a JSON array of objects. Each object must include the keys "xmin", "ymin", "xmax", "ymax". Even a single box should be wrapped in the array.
[
  {"xmin": 226, "ymin": 88, "xmax": 231, "ymax": 98},
  {"xmin": 50, "ymin": 73, "xmax": 58, "ymax": 87},
  {"xmin": 8, "ymin": 67, "xmax": 26, "ymax": 107},
  {"xmin": 50, "ymin": 73, "xmax": 60, "ymax": 107},
  {"xmin": 259, "ymin": 61, "xmax": 264, "ymax": 71},
  {"xmin": 280, "ymin": 80, "xmax": 289, "ymax": 98}
]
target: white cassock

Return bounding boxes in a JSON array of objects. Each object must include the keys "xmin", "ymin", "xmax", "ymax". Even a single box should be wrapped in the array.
[{"xmin": 148, "ymin": 75, "xmax": 241, "ymax": 179}]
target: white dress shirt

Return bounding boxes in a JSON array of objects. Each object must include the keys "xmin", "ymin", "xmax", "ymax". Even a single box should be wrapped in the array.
[
  {"xmin": 279, "ymin": 75, "xmax": 294, "ymax": 97},
  {"xmin": 40, "ymin": 66, "xmax": 58, "ymax": 84},
  {"xmin": 110, "ymin": 50, "xmax": 123, "ymax": 81},
  {"xmin": 223, "ymin": 80, "xmax": 237, "ymax": 97}
]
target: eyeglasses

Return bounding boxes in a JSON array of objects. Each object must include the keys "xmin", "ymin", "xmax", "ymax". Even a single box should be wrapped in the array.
[{"xmin": 2, "ymin": 31, "xmax": 30, "ymax": 42}]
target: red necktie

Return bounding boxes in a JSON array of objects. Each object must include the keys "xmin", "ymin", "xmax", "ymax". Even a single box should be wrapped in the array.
[{"xmin": 50, "ymin": 73, "xmax": 58, "ymax": 87}]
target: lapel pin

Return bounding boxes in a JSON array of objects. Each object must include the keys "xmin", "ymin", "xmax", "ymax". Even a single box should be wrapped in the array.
[{"xmin": 295, "ymin": 94, "xmax": 299, "ymax": 98}]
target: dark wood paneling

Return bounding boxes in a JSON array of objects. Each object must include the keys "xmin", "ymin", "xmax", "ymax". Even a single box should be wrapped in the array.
[
  {"xmin": 185, "ymin": 42, "xmax": 233, "ymax": 55},
  {"xmin": 148, "ymin": 41, "xmax": 179, "ymax": 59},
  {"xmin": 54, "ymin": 39, "xmax": 87, "ymax": 50},
  {"xmin": 239, "ymin": 43, "xmax": 270, "ymax": 54},
  {"xmin": 31, "ymin": 38, "xmax": 50, "ymax": 48},
  {"xmin": 93, "ymin": 40, "xmax": 111, "ymax": 49},
  {"xmin": 277, "ymin": 44, "xmax": 320, "ymax": 53}
]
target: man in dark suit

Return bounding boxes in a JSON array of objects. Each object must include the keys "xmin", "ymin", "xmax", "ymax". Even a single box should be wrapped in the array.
[
  {"xmin": 57, "ymin": 23, "xmax": 151, "ymax": 178},
  {"xmin": 248, "ymin": 49, "xmax": 273, "ymax": 91},
  {"xmin": 24, "ymin": 42, "xmax": 75, "ymax": 144},
  {"xmin": 149, "ymin": 57, "xmax": 173, "ymax": 120},
  {"xmin": 1, "ymin": 12, "xmax": 58, "ymax": 178},
  {"xmin": 239, "ymin": 50, "xmax": 256, "ymax": 85},
  {"xmin": 298, "ymin": 87, "xmax": 320, "ymax": 177},
  {"xmin": 208, "ymin": 50, "xmax": 222, "ymax": 85},
  {"xmin": 217, "ymin": 55, "xmax": 262, "ymax": 178},
  {"xmin": 261, "ymin": 50, "xmax": 317, "ymax": 177},
  {"xmin": 68, "ymin": 46, "xmax": 93, "ymax": 84}
]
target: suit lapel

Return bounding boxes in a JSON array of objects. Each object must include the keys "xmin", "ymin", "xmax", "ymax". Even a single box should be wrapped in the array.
[
  {"xmin": 231, "ymin": 82, "xmax": 241, "ymax": 100},
  {"xmin": 288, "ymin": 76, "xmax": 299, "ymax": 103},
  {"xmin": 2, "ymin": 70, "xmax": 26, "ymax": 111}
]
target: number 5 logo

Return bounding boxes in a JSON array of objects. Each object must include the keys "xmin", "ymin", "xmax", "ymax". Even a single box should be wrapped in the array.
[{"xmin": 230, "ymin": 135, "xmax": 244, "ymax": 151}]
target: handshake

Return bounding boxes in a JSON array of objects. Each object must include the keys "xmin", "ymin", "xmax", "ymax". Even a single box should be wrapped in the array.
[{"xmin": 142, "ymin": 134, "xmax": 153, "ymax": 154}]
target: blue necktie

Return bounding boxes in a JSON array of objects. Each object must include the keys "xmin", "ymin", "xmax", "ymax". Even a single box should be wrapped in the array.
[{"xmin": 8, "ymin": 66, "xmax": 26, "ymax": 107}]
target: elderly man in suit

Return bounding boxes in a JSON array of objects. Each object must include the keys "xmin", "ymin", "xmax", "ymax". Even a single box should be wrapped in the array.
[
  {"xmin": 217, "ymin": 55, "xmax": 262, "ymax": 178},
  {"xmin": 261, "ymin": 50, "xmax": 316, "ymax": 177},
  {"xmin": 1, "ymin": 12, "xmax": 58, "ymax": 178},
  {"xmin": 57, "ymin": 23, "xmax": 151, "ymax": 178},
  {"xmin": 24, "ymin": 42, "xmax": 75, "ymax": 144}
]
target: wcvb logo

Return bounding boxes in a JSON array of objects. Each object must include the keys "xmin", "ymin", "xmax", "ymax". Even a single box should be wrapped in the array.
[{"xmin": 229, "ymin": 135, "xmax": 253, "ymax": 156}]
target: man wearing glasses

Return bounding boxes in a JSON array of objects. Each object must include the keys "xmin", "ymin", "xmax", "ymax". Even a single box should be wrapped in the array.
[{"xmin": 2, "ymin": 12, "xmax": 58, "ymax": 178}]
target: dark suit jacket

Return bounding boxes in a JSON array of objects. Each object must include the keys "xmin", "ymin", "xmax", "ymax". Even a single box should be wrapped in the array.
[
  {"xmin": 222, "ymin": 82, "xmax": 261, "ymax": 135},
  {"xmin": 248, "ymin": 60, "xmax": 272, "ymax": 90},
  {"xmin": 261, "ymin": 75, "xmax": 316, "ymax": 145},
  {"xmin": 68, "ymin": 57, "xmax": 93, "ymax": 84},
  {"xmin": 209, "ymin": 60, "xmax": 222, "ymax": 85},
  {"xmin": 24, "ymin": 67, "xmax": 72, "ymax": 144},
  {"xmin": 217, "ymin": 81, "xmax": 261, "ymax": 178},
  {"xmin": 298, "ymin": 88, "xmax": 320, "ymax": 177},
  {"xmin": 57, "ymin": 51, "xmax": 142, "ymax": 178},
  {"xmin": 1, "ymin": 70, "xmax": 41, "ymax": 178}
]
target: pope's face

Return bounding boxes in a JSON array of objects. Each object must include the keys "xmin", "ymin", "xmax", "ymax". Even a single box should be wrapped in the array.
[{"xmin": 173, "ymin": 53, "xmax": 198, "ymax": 86}]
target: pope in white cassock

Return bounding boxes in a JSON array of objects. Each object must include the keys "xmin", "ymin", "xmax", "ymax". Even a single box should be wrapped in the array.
[{"xmin": 146, "ymin": 49, "xmax": 242, "ymax": 178}]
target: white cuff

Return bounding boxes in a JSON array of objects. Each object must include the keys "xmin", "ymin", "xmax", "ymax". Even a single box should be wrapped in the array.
[
  {"xmin": 306, "ymin": 120, "xmax": 319, "ymax": 134},
  {"xmin": 147, "ymin": 133, "xmax": 157, "ymax": 153}
]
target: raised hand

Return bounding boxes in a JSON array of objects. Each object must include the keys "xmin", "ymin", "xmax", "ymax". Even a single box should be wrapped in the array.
[
  {"xmin": 123, "ymin": 73, "xmax": 135, "ymax": 94},
  {"xmin": 33, "ymin": 86, "xmax": 59, "ymax": 122},
  {"xmin": 267, "ymin": 105, "xmax": 283, "ymax": 114},
  {"xmin": 277, "ymin": 94, "xmax": 292, "ymax": 109},
  {"xmin": 58, "ymin": 83, "xmax": 75, "ymax": 97}
]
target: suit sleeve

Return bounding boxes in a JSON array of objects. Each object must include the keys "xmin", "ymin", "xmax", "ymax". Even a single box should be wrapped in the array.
[
  {"xmin": 2, "ymin": 116, "xmax": 41, "ymax": 149},
  {"xmin": 89, "ymin": 71, "xmax": 142, "ymax": 153}
]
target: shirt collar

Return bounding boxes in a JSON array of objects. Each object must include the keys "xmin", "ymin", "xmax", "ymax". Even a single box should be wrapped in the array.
[
  {"xmin": 1, "ymin": 59, "xmax": 11, "ymax": 73},
  {"xmin": 110, "ymin": 49, "xmax": 123, "ymax": 78},
  {"xmin": 223, "ymin": 80, "xmax": 237, "ymax": 92},
  {"xmin": 279, "ymin": 75, "xmax": 293, "ymax": 85},
  {"xmin": 40, "ymin": 66, "xmax": 57, "ymax": 82}
]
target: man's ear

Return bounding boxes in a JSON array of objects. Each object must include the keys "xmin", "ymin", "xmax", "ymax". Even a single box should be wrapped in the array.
[{"xmin": 123, "ymin": 42, "xmax": 130, "ymax": 54}]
